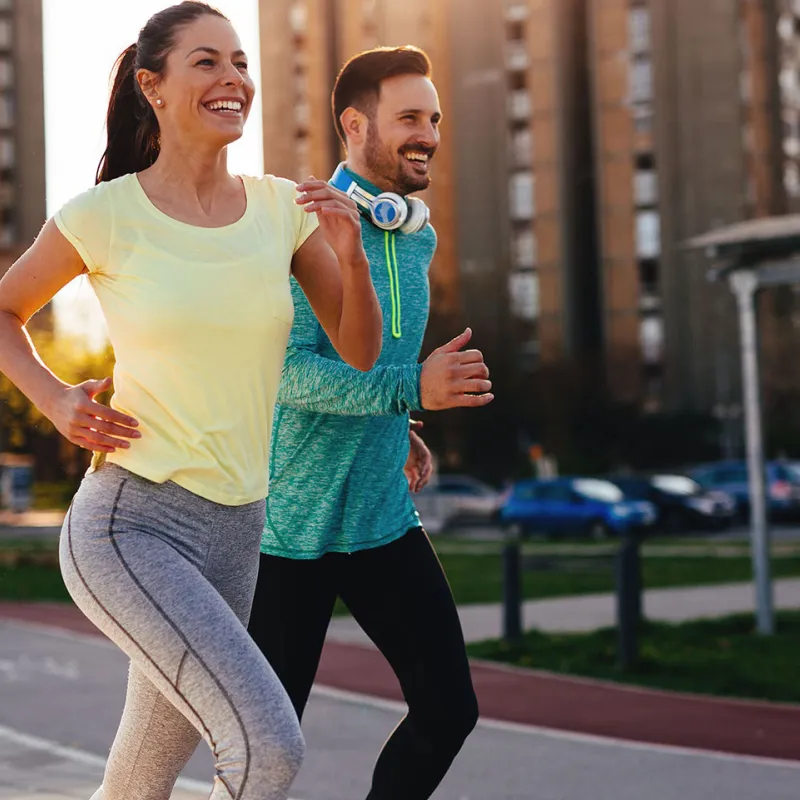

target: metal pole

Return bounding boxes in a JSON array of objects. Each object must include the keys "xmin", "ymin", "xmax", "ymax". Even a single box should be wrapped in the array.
[
  {"xmin": 502, "ymin": 533, "xmax": 523, "ymax": 644},
  {"xmin": 729, "ymin": 270, "xmax": 774, "ymax": 635}
]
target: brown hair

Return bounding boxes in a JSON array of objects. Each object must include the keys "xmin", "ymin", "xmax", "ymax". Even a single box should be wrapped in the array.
[
  {"xmin": 96, "ymin": 2, "xmax": 227, "ymax": 183},
  {"xmin": 331, "ymin": 46, "xmax": 432, "ymax": 147}
]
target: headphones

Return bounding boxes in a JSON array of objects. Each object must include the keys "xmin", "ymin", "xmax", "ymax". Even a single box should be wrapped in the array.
[{"xmin": 330, "ymin": 162, "xmax": 430, "ymax": 234}]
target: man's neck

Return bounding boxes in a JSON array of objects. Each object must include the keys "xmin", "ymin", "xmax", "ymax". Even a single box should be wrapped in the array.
[{"xmin": 343, "ymin": 158, "xmax": 400, "ymax": 196}]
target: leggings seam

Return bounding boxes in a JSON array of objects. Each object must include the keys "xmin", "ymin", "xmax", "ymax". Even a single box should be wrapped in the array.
[
  {"xmin": 65, "ymin": 485, "xmax": 245, "ymax": 800},
  {"xmin": 105, "ymin": 480, "xmax": 253, "ymax": 800},
  {"xmin": 175, "ymin": 649, "xmax": 189, "ymax": 688}
]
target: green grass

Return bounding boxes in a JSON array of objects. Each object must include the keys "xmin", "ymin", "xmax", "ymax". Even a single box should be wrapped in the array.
[
  {"xmin": 3, "ymin": 540, "xmax": 800, "ymax": 608},
  {"xmin": 467, "ymin": 612, "xmax": 800, "ymax": 704}
]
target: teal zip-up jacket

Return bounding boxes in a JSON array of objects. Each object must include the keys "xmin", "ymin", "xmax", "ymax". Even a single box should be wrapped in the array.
[{"xmin": 261, "ymin": 166, "xmax": 436, "ymax": 558}]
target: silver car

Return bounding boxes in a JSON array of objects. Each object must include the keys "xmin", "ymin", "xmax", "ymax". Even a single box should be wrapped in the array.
[{"xmin": 413, "ymin": 474, "xmax": 501, "ymax": 533}]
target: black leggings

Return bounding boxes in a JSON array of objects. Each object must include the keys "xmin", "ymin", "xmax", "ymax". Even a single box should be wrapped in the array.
[{"xmin": 248, "ymin": 527, "xmax": 479, "ymax": 800}]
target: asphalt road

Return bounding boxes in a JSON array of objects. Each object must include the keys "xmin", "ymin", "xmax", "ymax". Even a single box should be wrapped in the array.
[{"xmin": 2, "ymin": 620, "xmax": 800, "ymax": 800}]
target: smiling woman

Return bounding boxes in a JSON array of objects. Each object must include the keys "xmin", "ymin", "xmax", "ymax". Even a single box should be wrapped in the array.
[
  {"xmin": 0, "ymin": 3, "xmax": 381, "ymax": 798},
  {"xmin": 44, "ymin": 0, "xmax": 263, "ymax": 345}
]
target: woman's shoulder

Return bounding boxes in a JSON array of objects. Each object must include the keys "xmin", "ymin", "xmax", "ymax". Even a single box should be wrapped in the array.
[
  {"xmin": 60, "ymin": 174, "xmax": 136, "ymax": 213},
  {"xmin": 242, "ymin": 173, "xmax": 300, "ymax": 203}
]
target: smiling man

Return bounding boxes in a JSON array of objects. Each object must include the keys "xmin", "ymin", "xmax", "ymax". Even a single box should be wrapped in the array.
[{"xmin": 247, "ymin": 47, "xmax": 493, "ymax": 800}]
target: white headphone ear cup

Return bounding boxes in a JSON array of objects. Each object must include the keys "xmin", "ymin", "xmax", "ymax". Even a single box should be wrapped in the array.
[
  {"xmin": 370, "ymin": 192, "xmax": 408, "ymax": 230},
  {"xmin": 401, "ymin": 197, "xmax": 430, "ymax": 234}
]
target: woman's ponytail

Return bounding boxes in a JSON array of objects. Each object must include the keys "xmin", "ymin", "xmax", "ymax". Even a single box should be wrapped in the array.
[{"xmin": 95, "ymin": 43, "xmax": 160, "ymax": 184}]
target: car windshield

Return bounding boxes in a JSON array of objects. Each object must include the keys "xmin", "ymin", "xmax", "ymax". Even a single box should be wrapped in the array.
[
  {"xmin": 573, "ymin": 479, "xmax": 623, "ymax": 503},
  {"xmin": 651, "ymin": 475, "xmax": 701, "ymax": 496},
  {"xmin": 783, "ymin": 464, "xmax": 800, "ymax": 482}
]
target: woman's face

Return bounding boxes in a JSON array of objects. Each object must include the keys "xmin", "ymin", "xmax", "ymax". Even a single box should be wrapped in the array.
[{"xmin": 142, "ymin": 15, "xmax": 256, "ymax": 149}]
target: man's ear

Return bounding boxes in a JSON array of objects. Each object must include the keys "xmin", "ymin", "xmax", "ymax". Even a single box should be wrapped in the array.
[{"xmin": 340, "ymin": 107, "xmax": 367, "ymax": 145}]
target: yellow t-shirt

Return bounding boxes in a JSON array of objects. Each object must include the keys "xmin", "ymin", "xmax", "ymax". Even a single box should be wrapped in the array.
[{"xmin": 54, "ymin": 172, "xmax": 318, "ymax": 506}]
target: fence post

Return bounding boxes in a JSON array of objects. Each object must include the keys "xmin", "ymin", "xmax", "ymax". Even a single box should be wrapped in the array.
[
  {"xmin": 616, "ymin": 528, "xmax": 642, "ymax": 670},
  {"xmin": 502, "ymin": 529, "xmax": 523, "ymax": 644}
]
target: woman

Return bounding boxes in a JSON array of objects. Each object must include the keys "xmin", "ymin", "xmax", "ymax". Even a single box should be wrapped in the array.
[{"xmin": 0, "ymin": 3, "xmax": 381, "ymax": 799}]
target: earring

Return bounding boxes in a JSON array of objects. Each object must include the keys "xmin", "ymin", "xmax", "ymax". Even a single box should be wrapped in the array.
[{"xmin": 155, "ymin": 98, "xmax": 163, "ymax": 107}]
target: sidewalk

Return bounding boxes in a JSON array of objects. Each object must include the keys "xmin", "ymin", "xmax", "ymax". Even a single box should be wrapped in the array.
[{"xmin": 326, "ymin": 576, "xmax": 800, "ymax": 644}]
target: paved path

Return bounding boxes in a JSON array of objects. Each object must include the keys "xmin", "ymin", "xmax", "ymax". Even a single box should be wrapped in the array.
[
  {"xmin": 323, "ymin": 577, "xmax": 800, "ymax": 642},
  {"xmin": 3, "ymin": 618, "xmax": 800, "ymax": 800}
]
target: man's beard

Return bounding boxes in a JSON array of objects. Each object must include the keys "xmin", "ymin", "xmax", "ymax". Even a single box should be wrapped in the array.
[{"xmin": 364, "ymin": 126, "xmax": 431, "ymax": 195}]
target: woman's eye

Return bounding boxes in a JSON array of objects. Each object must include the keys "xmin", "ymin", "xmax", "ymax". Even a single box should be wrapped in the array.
[
  {"xmin": 196, "ymin": 58, "xmax": 214, "ymax": 66},
  {"xmin": 236, "ymin": 62, "xmax": 249, "ymax": 70}
]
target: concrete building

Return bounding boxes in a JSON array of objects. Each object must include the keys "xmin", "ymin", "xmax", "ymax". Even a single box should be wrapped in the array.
[{"xmin": 0, "ymin": 0, "xmax": 48, "ymax": 327}]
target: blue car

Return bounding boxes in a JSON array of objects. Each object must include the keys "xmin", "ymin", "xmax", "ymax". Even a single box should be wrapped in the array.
[
  {"xmin": 499, "ymin": 477, "xmax": 657, "ymax": 540},
  {"xmin": 689, "ymin": 461, "xmax": 800, "ymax": 521}
]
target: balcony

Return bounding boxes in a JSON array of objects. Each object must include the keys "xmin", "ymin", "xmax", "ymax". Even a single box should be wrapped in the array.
[
  {"xmin": 506, "ymin": 3, "xmax": 528, "ymax": 23},
  {"xmin": 634, "ymin": 170, "xmax": 658, "ymax": 206},
  {"xmin": 505, "ymin": 41, "xmax": 529, "ymax": 73},
  {"xmin": 507, "ymin": 89, "xmax": 531, "ymax": 121}
]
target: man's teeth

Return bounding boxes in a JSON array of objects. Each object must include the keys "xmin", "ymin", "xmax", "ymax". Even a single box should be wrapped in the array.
[
  {"xmin": 206, "ymin": 100, "xmax": 243, "ymax": 112},
  {"xmin": 404, "ymin": 152, "xmax": 429, "ymax": 162}
]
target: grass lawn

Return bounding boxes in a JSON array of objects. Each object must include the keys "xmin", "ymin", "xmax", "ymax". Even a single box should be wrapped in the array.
[
  {"xmin": 467, "ymin": 611, "xmax": 800, "ymax": 704},
  {"xmin": 4, "ymin": 536, "xmax": 800, "ymax": 609}
]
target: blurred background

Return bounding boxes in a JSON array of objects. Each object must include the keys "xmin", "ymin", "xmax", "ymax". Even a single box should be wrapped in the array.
[{"xmin": 5, "ymin": 0, "xmax": 800, "ymax": 498}]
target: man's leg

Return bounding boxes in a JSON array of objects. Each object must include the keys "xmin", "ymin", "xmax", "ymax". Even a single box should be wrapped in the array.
[
  {"xmin": 337, "ymin": 527, "xmax": 479, "ymax": 800},
  {"xmin": 247, "ymin": 551, "xmax": 338, "ymax": 719}
]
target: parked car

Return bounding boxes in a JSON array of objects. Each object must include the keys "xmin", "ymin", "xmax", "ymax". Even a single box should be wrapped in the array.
[
  {"xmin": 498, "ymin": 477, "xmax": 657, "ymax": 540},
  {"xmin": 413, "ymin": 474, "xmax": 502, "ymax": 533},
  {"xmin": 689, "ymin": 461, "xmax": 800, "ymax": 521},
  {"xmin": 607, "ymin": 474, "xmax": 736, "ymax": 533}
]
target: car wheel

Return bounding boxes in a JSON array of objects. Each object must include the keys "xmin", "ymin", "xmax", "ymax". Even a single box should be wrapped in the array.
[{"xmin": 588, "ymin": 520, "xmax": 610, "ymax": 541}]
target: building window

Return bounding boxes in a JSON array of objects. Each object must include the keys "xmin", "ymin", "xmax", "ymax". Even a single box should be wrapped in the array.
[
  {"xmin": 0, "ymin": 19, "xmax": 10, "ymax": 50},
  {"xmin": 289, "ymin": 1, "xmax": 308, "ymax": 35},
  {"xmin": 509, "ymin": 270, "xmax": 539, "ymax": 321},
  {"xmin": 633, "ymin": 107, "xmax": 653, "ymax": 134},
  {"xmin": 508, "ymin": 89, "xmax": 531, "ymax": 121},
  {"xmin": 628, "ymin": 7, "xmax": 651, "ymax": 54},
  {"xmin": 506, "ymin": 2, "xmax": 528, "ymax": 23},
  {"xmin": 636, "ymin": 211, "xmax": 660, "ymax": 258},
  {"xmin": 640, "ymin": 315, "xmax": 664, "ymax": 365},
  {"xmin": 634, "ymin": 170, "xmax": 658, "ymax": 206},
  {"xmin": 629, "ymin": 58, "xmax": 653, "ymax": 104},
  {"xmin": 512, "ymin": 228, "xmax": 537, "ymax": 268},
  {"xmin": 510, "ymin": 127, "xmax": 533, "ymax": 167},
  {"xmin": 505, "ymin": 40, "xmax": 529, "ymax": 72},
  {"xmin": 509, "ymin": 171, "xmax": 535, "ymax": 220},
  {"xmin": 0, "ymin": 93, "xmax": 12, "ymax": 128},
  {"xmin": 0, "ymin": 135, "xmax": 13, "ymax": 168},
  {"xmin": 0, "ymin": 58, "xmax": 12, "ymax": 89}
]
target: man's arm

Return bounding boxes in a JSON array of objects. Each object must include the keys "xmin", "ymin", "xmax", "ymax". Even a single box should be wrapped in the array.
[{"xmin": 277, "ymin": 278, "xmax": 422, "ymax": 416}]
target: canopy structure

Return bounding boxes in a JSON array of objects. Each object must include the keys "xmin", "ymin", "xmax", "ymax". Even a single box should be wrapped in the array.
[{"xmin": 687, "ymin": 216, "xmax": 800, "ymax": 634}]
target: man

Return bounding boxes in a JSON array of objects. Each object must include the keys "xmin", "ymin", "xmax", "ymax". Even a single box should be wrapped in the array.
[{"xmin": 248, "ymin": 46, "xmax": 493, "ymax": 800}]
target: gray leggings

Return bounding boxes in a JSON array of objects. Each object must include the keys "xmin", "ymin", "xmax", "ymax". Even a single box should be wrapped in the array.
[{"xmin": 60, "ymin": 463, "xmax": 303, "ymax": 800}]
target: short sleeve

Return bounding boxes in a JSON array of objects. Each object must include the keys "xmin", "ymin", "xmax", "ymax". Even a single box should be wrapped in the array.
[
  {"xmin": 263, "ymin": 175, "xmax": 320, "ymax": 254},
  {"xmin": 53, "ymin": 183, "xmax": 112, "ymax": 274}
]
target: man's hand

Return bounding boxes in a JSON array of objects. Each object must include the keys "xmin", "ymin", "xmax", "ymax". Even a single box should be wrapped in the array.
[
  {"xmin": 420, "ymin": 328, "xmax": 493, "ymax": 411},
  {"xmin": 405, "ymin": 419, "xmax": 433, "ymax": 493}
]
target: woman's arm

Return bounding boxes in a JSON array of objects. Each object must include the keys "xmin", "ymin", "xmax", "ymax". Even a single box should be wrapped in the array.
[
  {"xmin": 291, "ymin": 179, "xmax": 382, "ymax": 372},
  {"xmin": 0, "ymin": 219, "xmax": 140, "ymax": 452}
]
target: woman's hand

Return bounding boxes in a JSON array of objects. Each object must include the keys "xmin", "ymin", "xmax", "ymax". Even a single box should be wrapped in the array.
[
  {"xmin": 48, "ymin": 377, "xmax": 140, "ymax": 453},
  {"xmin": 295, "ymin": 178, "xmax": 366, "ymax": 269}
]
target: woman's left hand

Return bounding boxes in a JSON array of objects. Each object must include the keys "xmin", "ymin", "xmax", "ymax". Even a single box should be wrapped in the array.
[{"xmin": 296, "ymin": 178, "xmax": 364, "ymax": 266}]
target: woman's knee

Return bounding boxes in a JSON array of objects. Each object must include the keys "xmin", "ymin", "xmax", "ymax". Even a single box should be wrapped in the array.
[{"xmin": 247, "ymin": 706, "xmax": 305, "ymax": 787}]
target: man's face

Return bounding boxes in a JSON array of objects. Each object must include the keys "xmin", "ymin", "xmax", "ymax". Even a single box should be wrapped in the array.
[{"xmin": 363, "ymin": 74, "xmax": 441, "ymax": 195}]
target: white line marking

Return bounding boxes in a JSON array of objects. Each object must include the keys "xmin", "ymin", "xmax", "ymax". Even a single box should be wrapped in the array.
[
  {"xmin": 7, "ymin": 618, "xmax": 800, "ymax": 771},
  {"xmin": 309, "ymin": 685, "xmax": 800, "ymax": 770},
  {"xmin": 0, "ymin": 723, "xmax": 211, "ymax": 793}
]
